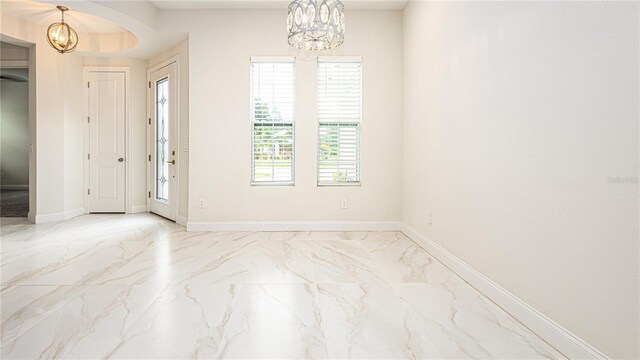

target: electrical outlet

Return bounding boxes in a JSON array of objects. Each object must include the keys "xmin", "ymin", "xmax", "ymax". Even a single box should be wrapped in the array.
[
  {"xmin": 198, "ymin": 199, "xmax": 206, "ymax": 209},
  {"xmin": 427, "ymin": 212, "xmax": 433, "ymax": 225},
  {"xmin": 341, "ymin": 198, "xmax": 348, "ymax": 209}
]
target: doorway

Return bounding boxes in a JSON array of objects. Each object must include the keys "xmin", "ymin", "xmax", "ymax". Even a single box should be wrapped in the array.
[
  {"xmin": 85, "ymin": 70, "xmax": 127, "ymax": 213},
  {"xmin": 0, "ymin": 67, "xmax": 29, "ymax": 217},
  {"xmin": 148, "ymin": 62, "xmax": 178, "ymax": 221}
]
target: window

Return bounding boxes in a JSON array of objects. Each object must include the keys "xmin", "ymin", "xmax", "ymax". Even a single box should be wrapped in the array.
[
  {"xmin": 155, "ymin": 77, "xmax": 169, "ymax": 201},
  {"xmin": 317, "ymin": 58, "xmax": 362, "ymax": 185},
  {"xmin": 250, "ymin": 58, "xmax": 295, "ymax": 185}
]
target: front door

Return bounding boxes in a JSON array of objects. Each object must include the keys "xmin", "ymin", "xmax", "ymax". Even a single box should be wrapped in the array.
[
  {"xmin": 88, "ymin": 71, "xmax": 126, "ymax": 213},
  {"xmin": 149, "ymin": 63, "xmax": 177, "ymax": 220}
]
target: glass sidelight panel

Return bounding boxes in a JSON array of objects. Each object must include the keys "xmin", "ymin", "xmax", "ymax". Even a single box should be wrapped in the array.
[{"xmin": 155, "ymin": 77, "xmax": 169, "ymax": 201}]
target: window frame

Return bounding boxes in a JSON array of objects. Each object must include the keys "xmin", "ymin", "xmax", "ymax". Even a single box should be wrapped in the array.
[
  {"xmin": 316, "ymin": 56, "xmax": 363, "ymax": 187},
  {"xmin": 249, "ymin": 56, "xmax": 296, "ymax": 186}
]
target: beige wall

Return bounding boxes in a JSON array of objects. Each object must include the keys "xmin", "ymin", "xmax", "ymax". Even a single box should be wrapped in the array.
[
  {"xmin": 401, "ymin": 1, "xmax": 639, "ymax": 358},
  {"xmin": 148, "ymin": 39, "xmax": 190, "ymax": 220},
  {"xmin": 165, "ymin": 10, "xmax": 402, "ymax": 223},
  {"xmin": 0, "ymin": 68, "xmax": 29, "ymax": 187}
]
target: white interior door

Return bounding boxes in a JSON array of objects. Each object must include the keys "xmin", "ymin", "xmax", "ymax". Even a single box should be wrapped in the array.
[
  {"xmin": 149, "ymin": 63, "xmax": 177, "ymax": 220},
  {"xmin": 88, "ymin": 71, "xmax": 126, "ymax": 213}
]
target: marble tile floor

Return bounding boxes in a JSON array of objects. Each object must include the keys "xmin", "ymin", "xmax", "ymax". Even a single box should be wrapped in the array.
[{"xmin": 0, "ymin": 214, "xmax": 564, "ymax": 359}]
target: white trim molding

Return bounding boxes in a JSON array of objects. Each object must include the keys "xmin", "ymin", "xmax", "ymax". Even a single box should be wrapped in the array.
[
  {"xmin": 0, "ymin": 60, "xmax": 29, "ymax": 68},
  {"xmin": 34, "ymin": 207, "xmax": 84, "ymax": 224},
  {"xmin": 130, "ymin": 205, "xmax": 148, "ymax": 214},
  {"xmin": 0, "ymin": 185, "xmax": 29, "ymax": 190},
  {"xmin": 186, "ymin": 221, "xmax": 402, "ymax": 232},
  {"xmin": 317, "ymin": 55, "xmax": 362, "ymax": 63},
  {"xmin": 147, "ymin": 55, "xmax": 181, "ymax": 222},
  {"xmin": 398, "ymin": 223, "xmax": 609, "ymax": 360},
  {"xmin": 250, "ymin": 56, "xmax": 295, "ymax": 63},
  {"xmin": 176, "ymin": 215, "xmax": 188, "ymax": 227},
  {"xmin": 83, "ymin": 66, "xmax": 132, "ymax": 215}
]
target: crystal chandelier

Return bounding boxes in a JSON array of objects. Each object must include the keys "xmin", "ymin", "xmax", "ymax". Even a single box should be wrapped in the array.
[
  {"xmin": 287, "ymin": 0, "xmax": 345, "ymax": 50},
  {"xmin": 47, "ymin": 5, "xmax": 78, "ymax": 54}
]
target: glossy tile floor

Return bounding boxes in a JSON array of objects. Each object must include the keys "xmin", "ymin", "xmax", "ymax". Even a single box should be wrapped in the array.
[{"xmin": 1, "ymin": 214, "xmax": 564, "ymax": 359}]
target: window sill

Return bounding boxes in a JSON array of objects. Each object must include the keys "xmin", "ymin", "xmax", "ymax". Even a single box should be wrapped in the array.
[
  {"xmin": 317, "ymin": 182, "xmax": 361, "ymax": 187},
  {"xmin": 251, "ymin": 182, "xmax": 295, "ymax": 187}
]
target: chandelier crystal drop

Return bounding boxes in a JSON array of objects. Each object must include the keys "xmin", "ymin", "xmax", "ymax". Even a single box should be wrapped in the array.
[
  {"xmin": 47, "ymin": 5, "xmax": 78, "ymax": 54},
  {"xmin": 287, "ymin": 0, "xmax": 345, "ymax": 51}
]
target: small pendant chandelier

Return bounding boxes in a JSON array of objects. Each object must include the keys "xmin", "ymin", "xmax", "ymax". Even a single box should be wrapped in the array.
[
  {"xmin": 287, "ymin": 0, "xmax": 345, "ymax": 51},
  {"xmin": 47, "ymin": 5, "xmax": 78, "ymax": 54}
]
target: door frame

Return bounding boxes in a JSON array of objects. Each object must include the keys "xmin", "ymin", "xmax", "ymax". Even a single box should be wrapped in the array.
[
  {"xmin": 147, "ymin": 56, "xmax": 180, "ymax": 221},
  {"xmin": 82, "ymin": 66, "xmax": 132, "ymax": 214}
]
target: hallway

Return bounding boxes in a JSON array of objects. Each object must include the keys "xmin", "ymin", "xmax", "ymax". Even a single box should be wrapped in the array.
[{"xmin": 0, "ymin": 189, "xmax": 28, "ymax": 217}]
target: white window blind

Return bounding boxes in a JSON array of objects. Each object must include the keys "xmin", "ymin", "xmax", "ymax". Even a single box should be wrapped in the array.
[
  {"xmin": 317, "ymin": 59, "xmax": 362, "ymax": 185},
  {"xmin": 251, "ymin": 59, "xmax": 295, "ymax": 185}
]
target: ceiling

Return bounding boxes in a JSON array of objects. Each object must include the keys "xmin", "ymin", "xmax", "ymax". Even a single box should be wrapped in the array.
[
  {"xmin": 148, "ymin": 0, "xmax": 408, "ymax": 10},
  {"xmin": 0, "ymin": 0, "xmax": 128, "ymax": 34},
  {"xmin": 0, "ymin": 0, "xmax": 404, "ymax": 58}
]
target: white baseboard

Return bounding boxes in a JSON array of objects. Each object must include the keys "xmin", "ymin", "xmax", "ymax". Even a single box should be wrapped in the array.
[
  {"xmin": 398, "ymin": 223, "xmax": 608, "ymax": 360},
  {"xmin": 186, "ymin": 221, "xmax": 402, "ymax": 232},
  {"xmin": 35, "ymin": 207, "xmax": 85, "ymax": 224},
  {"xmin": 129, "ymin": 205, "xmax": 148, "ymax": 214},
  {"xmin": 1, "ymin": 185, "xmax": 29, "ymax": 190},
  {"xmin": 176, "ymin": 215, "xmax": 188, "ymax": 226}
]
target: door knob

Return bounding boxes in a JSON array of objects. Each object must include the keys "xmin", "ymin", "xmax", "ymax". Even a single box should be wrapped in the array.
[
  {"xmin": 118, "ymin": 158, "xmax": 124, "ymax": 162},
  {"xmin": 167, "ymin": 159, "xmax": 175, "ymax": 165}
]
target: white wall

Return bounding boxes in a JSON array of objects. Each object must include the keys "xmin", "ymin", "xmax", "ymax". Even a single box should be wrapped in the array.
[
  {"xmin": 148, "ymin": 39, "xmax": 190, "ymax": 221},
  {"xmin": 33, "ymin": 34, "xmax": 84, "ymax": 218},
  {"xmin": 1, "ymin": 12, "xmax": 86, "ymax": 219},
  {"xmin": 163, "ymin": 10, "xmax": 402, "ymax": 224},
  {"xmin": 4, "ymin": 5, "xmax": 636, "ymax": 356},
  {"xmin": 0, "ymin": 68, "xmax": 29, "ymax": 188},
  {"xmin": 0, "ymin": 41, "xmax": 29, "ymax": 61},
  {"xmin": 1, "ymin": 8, "xmax": 180, "ymax": 220},
  {"xmin": 401, "ymin": 2, "xmax": 639, "ymax": 358},
  {"xmin": 62, "ymin": 55, "xmax": 84, "ymax": 214}
]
